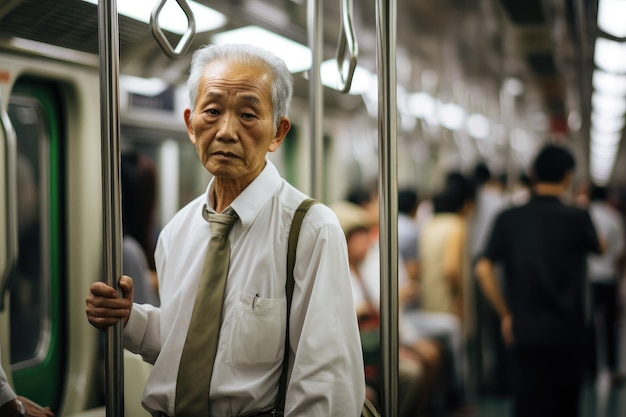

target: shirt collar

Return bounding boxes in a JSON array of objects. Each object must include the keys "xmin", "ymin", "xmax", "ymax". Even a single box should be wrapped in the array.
[{"xmin": 200, "ymin": 159, "xmax": 282, "ymax": 229}]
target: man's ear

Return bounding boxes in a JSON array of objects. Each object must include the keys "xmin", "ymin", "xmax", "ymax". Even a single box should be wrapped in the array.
[
  {"xmin": 268, "ymin": 117, "xmax": 291, "ymax": 152},
  {"xmin": 184, "ymin": 108, "xmax": 196, "ymax": 144}
]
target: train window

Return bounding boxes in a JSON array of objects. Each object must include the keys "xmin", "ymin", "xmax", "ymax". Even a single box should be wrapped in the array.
[
  {"xmin": 121, "ymin": 137, "xmax": 210, "ymax": 231},
  {"xmin": 9, "ymin": 96, "xmax": 51, "ymax": 367},
  {"xmin": 7, "ymin": 83, "xmax": 65, "ymax": 408}
]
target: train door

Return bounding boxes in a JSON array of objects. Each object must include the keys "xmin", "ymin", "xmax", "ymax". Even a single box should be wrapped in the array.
[{"xmin": 6, "ymin": 79, "xmax": 66, "ymax": 411}]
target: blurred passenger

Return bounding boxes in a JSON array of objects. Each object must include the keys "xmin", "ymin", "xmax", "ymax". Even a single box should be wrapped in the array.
[
  {"xmin": 475, "ymin": 143, "xmax": 604, "ymax": 417},
  {"xmin": 347, "ymin": 183, "xmax": 380, "ymax": 237},
  {"xmin": 469, "ymin": 162, "xmax": 509, "ymax": 395},
  {"xmin": 0, "ymin": 346, "xmax": 54, "ymax": 417},
  {"xmin": 470, "ymin": 163, "xmax": 508, "ymax": 262},
  {"xmin": 510, "ymin": 171, "xmax": 532, "ymax": 206},
  {"xmin": 332, "ymin": 200, "xmax": 438, "ymax": 417},
  {"xmin": 398, "ymin": 188, "xmax": 420, "ymax": 284},
  {"xmin": 418, "ymin": 173, "xmax": 476, "ymax": 410},
  {"xmin": 347, "ymin": 184, "xmax": 417, "ymax": 310},
  {"xmin": 13, "ymin": 154, "xmax": 42, "ymax": 365},
  {"xmin": 121, "ymin": 149, "xmax": 160, "ymax": 306},
  {"xmin": 420, "ymin": 173, "xmax": 475, "ymax": 326},
  {"xmin": 587, "ymin": 185, "xmax": 625, "ymax": 382}
]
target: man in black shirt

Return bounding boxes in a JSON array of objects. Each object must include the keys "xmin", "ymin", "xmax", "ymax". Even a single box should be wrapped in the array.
[{"xmin": 475, "ymin": 144, "xmax": 603, "ymax": 417}]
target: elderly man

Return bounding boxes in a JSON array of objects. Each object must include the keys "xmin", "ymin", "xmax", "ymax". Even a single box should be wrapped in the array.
[{"xmin": 86, "ymin": 44, "xmax": 365, "ymax": 417}]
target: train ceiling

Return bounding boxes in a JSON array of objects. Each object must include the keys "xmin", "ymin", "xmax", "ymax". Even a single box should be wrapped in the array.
[
  {"xmin": 0, "ymin": 0, "xmax": 587, "ymax": 118},
  {"xmin": 0, "ymin": 0, "xmax": 618, "ymax": 183}
]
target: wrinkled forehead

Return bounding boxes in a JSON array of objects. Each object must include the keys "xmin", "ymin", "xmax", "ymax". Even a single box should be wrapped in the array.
[
  {"xmin": 199, "ymin": 58, "xmax": 274, "ymax": 99},
  {"xmin": 205, "ymin": 57, "xmax": 273, "ymax": 83}
]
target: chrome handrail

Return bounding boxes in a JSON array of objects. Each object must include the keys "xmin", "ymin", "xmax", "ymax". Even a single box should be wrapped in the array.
[
  {"xmin": 376, "ymin": 0, "xmax": 399, "ymax": 416},
  {"xmin": 335, "ymin": 0, "xmax": 358, "ymax": 93},
  {"xmin": 307, "ymin": 0, "xmax": 324, "ymax": 200},
  {"xmin": 0, "ymin": 91, "xmax": 18, "ymax": 311},
  {"xmin": 98, "ymin": 0, "xmax": 124, "ymax": 415},
  {"xmin": 150, "ymin": 0, "xmax": 196, "ymax": 59}
]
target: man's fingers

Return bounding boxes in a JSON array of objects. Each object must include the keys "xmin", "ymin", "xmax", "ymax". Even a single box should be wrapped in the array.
[
  {"xmin": 86, "ymin": 280, "xmax": 133, "ymax": 330},
  {"xmin": 119, "ymin": 275, "xmax": 135, "ymax": 302}
]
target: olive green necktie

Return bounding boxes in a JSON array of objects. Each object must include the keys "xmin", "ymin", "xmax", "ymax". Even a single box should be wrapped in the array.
[{"xmin": 175, "ymin": 210, "xmax": 237, "ymax": 417}]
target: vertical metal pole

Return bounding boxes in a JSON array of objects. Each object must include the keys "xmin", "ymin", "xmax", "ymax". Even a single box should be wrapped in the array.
[
  {"xmin": 376, "ymin": 1, "xmax": 398, "ymax": 416},
  {"xmin": 307, "ymin": 0, "xmax": 324, "ymax": 200},
  {"xmin": 98, "ymin": 0, "xmax": 124, "ymax": 416}
]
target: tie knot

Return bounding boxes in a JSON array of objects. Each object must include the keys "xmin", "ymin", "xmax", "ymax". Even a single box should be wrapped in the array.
[{"xmin": 208, "ymin": 212, "xmax": 237, "ymax": 237}]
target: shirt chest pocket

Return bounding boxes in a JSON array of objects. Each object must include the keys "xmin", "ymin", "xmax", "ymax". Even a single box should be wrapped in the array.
[{"xmin": 226, "ymin": 292, "xmax": 286, "ymax": 370}]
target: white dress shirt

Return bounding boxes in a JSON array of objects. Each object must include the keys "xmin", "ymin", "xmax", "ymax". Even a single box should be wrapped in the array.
[
  {"xmin": 124, "ymin": 160, "xmax": 365, "ymax": 417},
  {"xmin": 588, "ymin": 201, "xmax": 625, "ymax": 282},
  {"xmin": 397, "ymin": 213, "xmax": 418, "ymax": 262},
  {"xmin": 0, "ymin": 348, "xmax": 17, "ymax": 407}
]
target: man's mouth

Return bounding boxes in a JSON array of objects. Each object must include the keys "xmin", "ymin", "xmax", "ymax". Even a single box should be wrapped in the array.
[{"xmin": 212, "ymin": 151, "xmax": 238, "ymax": 158}]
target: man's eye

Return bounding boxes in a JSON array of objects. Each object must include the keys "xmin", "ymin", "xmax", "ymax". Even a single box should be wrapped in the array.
[
  {"xmin": 242, "ymin": 113, "xmax": 255, "ymax": 119},
  {"xmin": 204, "ymin": 109, "xmax": 219, "ymax": 115}
]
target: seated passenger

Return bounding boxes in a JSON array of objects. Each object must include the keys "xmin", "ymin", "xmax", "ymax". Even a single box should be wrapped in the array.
[
  {"xmin": 412, "ymin": 174, "xmax": 477, "ymax": 413},
  {"xmin": 332, "ymin": 200, "xmax": 442, "ymax": 417}
]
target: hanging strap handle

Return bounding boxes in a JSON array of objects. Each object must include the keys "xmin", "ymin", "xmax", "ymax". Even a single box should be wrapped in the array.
[
  {"xmin": 335, "ymin": 0, "xmax": 358, "ymax": 93},
  {"xmin": 150, "ymin": 0, "xmax": 196, "ymax": 58}
]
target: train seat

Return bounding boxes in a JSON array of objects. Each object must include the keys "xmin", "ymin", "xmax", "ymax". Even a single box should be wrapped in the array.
[{"xmin": 65, "ymin": 349, "xmax": 152, "ymax": 417}]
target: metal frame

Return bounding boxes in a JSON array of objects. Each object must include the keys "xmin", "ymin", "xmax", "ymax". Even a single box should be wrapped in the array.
[{"xmin": 0, "ymin": 91, "xmax": 17, "ymax": 311}]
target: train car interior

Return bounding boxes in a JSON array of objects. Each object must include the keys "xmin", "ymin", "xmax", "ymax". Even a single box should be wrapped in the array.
[{"xmin": 0, "ymin": 0, "xmax": 625, "ymax": 416}]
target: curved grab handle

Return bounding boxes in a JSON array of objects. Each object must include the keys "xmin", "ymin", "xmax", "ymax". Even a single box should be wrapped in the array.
[
  {"xmin": 335, "ymin": 0, "xmax": 358, "ymax": 93},
  {"xmin": 0, "ymin": 92, "xmax": 18, "ymax": 311},
  {"xmin": 150, "ymin": 0, "xmax": 196, "ymax": 59}
]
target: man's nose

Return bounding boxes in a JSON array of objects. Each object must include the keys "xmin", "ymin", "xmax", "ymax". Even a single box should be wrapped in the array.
[{"xmin": 216, "ymin": 113, "xmax": 239, "ymax": 142}]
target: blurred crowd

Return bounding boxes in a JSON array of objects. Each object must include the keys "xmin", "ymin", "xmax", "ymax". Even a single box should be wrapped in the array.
[{"xmin": 330, "ymin": 151, "xmax": 626, "ymax": 417}]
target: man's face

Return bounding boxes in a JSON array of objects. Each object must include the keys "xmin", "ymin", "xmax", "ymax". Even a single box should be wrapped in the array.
[
  {"xmin": 347, "ymin": 228, "xmax": 372, "ymax": 265},
  {"xmin": 184, "ymin": 59, "xmax": 290, "ymax": 184}
]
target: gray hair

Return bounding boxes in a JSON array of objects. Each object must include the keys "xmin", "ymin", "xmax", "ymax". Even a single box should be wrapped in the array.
[{"xmin": 187, "ymin": 44, "xmax": 293, "ymax": 129}]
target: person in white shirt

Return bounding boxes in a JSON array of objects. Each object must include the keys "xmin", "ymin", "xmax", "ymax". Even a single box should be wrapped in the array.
[
  {"xmin": 587, "ymin": 185, "xmax": 626, "ymax": 380},
  {"xmin": 0, "ymin": 347, "xmax": 54, "ymax": 417},
  {"xmin": 86, "ymin": 44, "xmax": 365, "ymax": 417}
]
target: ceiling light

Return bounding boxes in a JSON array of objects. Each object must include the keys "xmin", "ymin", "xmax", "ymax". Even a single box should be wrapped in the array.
[
  {"xmin": 590, "ymin": 129, "xmax": 622, "ymax": 146},
  {"xmin": 212, "ymin": 26, "xmax": 311, "ymax": 73},
  {"xmin": 597, "ymin": 0, "xmax": 626, "ymax": 37},
  {"xmin": 591, "ymin": 142, "xmax": 620, "ymax": 159},
  {"xmin": 439, "ymin": 102, "xmax": 466, "ymax": 131},
  {"xmin": 594, "ymin": 38, "xmax": 626, "ymax": 74},
  {"xmin": 9, "ymin": 38, "xmax": 99, "ymax": 66},
  {"xmin": 590, "ymin": 168, "xmax": 613, "ymax": 185},
  {"xmin": 503, "ymin": 77, "xmax": 524, "ymax": 96},
  {"xmin": 593, "ymin": 70, "xmax": 626, "ymax": 95},
  {"xmin": 82, "ymin": 0, "xmax": 226, "ymax": 34},
  {"xmin": 591, "ymin": 156, "xmax": 616, "ymax": 169},
  {"xmin": 592, "ymin": 91, "xmax": 626, "ymax": 116},
  {"xmin": 590, "ymin": 157, "xmax": 616, "ymax": 175},
  {"xmin": 405, "ymin": 92, "xmax": 437, "ymax": 122},
  {"xmin": 591, "ymin": 112, "xmax": 626, "ymax": 132},
  {"xmin": 467, "ymin": 113, "xmax": 490, "ymax": 139},
  {"xmin": 320, "ymin": 59, "xmax": 374, "ymax": 95},
  {"xmin": 120, "ymin": 74, "xmax": 168, "ymax": 96},
  {"xmin": 590, "ymin": 152, "xmax": 616, "ymax": 166}
]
